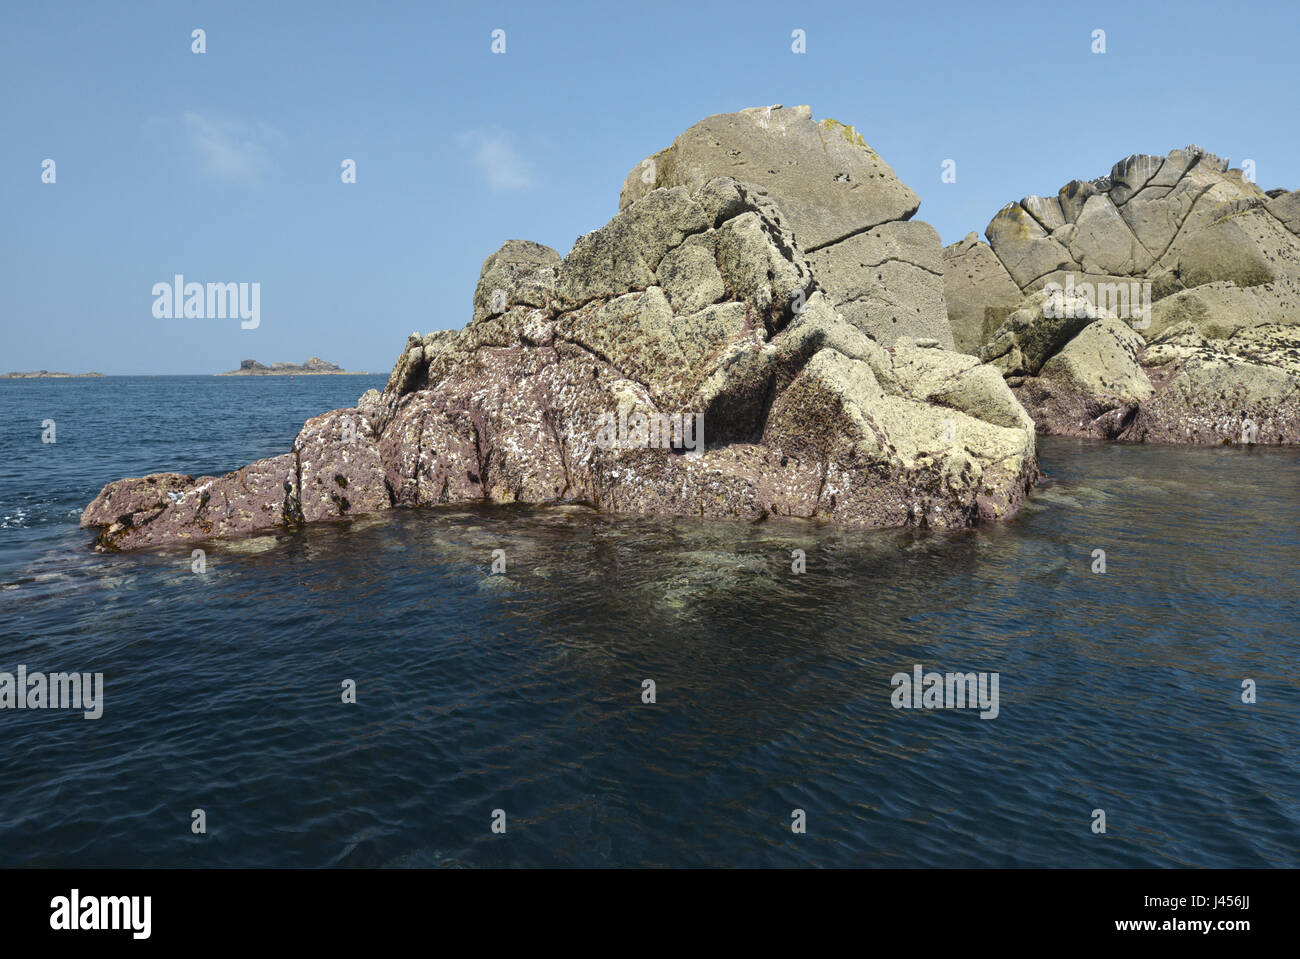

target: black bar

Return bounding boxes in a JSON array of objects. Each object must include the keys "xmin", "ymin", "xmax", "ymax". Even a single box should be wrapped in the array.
[{"xmin": 0, "ymin": 868, "xmax": 1273, "ymax": 945}]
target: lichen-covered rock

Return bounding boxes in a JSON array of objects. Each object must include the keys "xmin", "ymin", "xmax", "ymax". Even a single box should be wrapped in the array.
[
  {"xmin": 1147, "ymin": 278, "xmax": 1300, "ymax": 340},
  {"xmin": 471, "ymin": 239, "xmax": 560, "ymax": 323},
  {"xmin": 1126, "ymin": 345, "xmax": 1300, "ymax": 445},
  {"xmin": 947, "ymin": 145, "xmax": 1300, "ymax": 445},
  {"xmin": 620, "ymin": 105, "xmax": 952, "ymax": 347},
  {"xmin": 987, "ymin": 304, "xmax": 1300, "ymax": 444},
  {"xmin": 556, "ymin": 187, "xmax": 709, "ymax": 307},
  {"xmin": 83, "ymin": 111, "xmax": 1038, "ymax": 551},
  {"xmin": 1038, "ymin": 318, "xmax": 1153, "ymax": 406},
  {"xmin": 979, "ymin": 289, "xmax": 1108, "ymax": 377}
]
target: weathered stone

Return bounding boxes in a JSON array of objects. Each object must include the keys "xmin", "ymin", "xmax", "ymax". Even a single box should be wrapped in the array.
[
  {"xmin": 656, "ymin": 231, "xmax": 725, "ymax": 314},
  {"xmin": 979, "ymin": 289, "xmax": 1109, "ymax": 376},
  {"xmin": 1067, "ymin": 194, "xmax": 1155, "ymax": 275},
  {"xmin": 1127, "ymin": 351, "xmax": 1300, "ymax": 445},
  {"xmin": 947, "ymin": 144, "xmax": 1300, "ymax": 445},
  {"xmin": 808, "ymin": 220, "xmax": 952, "ymax": 348},
  {"xmin": 943, "ymin": 232, "xmax": 1027, "ymax": 355},
  {"xmin": 985, "ymin": 203, "xmax": 1074, "ymax": 288},
  {"xmin": 1022, "ymin": 195, "xmax": 1066, "ymax": 233},
  {"xmin": 1107, "ymin": 154, "xmax": 1165, "ymax": 206},
  {"xmin": 472, "ymin": 240, "xmax": 561, "ymax": 323},
  {"xmin": 621, "ymin": 106, "xmax": 951, "ymax": 346},
  {"xmin": 80, "ymin": 456, "xmax": 300, "ymax": 551},
  {"xmin": 556, "ymin": 187, "xmax": 708, "ymax": 307},
  {"xmin": 1265, "ymin": 190, "xmax": 1300, "ymax": 235},
  {"xmin": 1148, "ymin": 277, "xmax": 1300, "ymax": 339},
  {"xmin": 1175, "ymin": 207, "xmax": 1297, "ymax": 289},
  {"xmin": 714, "ymin": 210, "xmax": 813, "ymax": 325},
  {"xmin": 1058, "ymin": 180, "xmax": 1098, "ymax": 224},
  {"xmin": 1038, "ymin": 318, "xmax": 1154, "ymax": 406},
  {"xmin": 292, "ymin": 408, "xmax": 390, "ymax": 521},
  {"xmin": 620, "ymin": 105, "xmax": 919, "ymax": 249}
]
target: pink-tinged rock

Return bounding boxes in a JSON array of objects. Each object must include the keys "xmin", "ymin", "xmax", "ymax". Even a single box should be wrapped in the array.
[
  {"xmin": 79, "ymin": 455, "xmax": 299, "ymax": 551},
  {"xmin": 292, "ymin": 408, "xmax": 391, "ymax": 521},
  {"xmin": 81, "ymin": 472, "xmax": 194, "ymax": 528}
]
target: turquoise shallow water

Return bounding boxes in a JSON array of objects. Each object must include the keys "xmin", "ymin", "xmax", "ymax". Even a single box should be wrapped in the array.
[{"xmin": 1, "ymin": 375, "xmax": 1298, "ymax": 867}]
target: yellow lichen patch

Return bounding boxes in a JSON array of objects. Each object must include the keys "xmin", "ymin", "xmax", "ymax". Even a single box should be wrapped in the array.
[
  {"xmin": 1208, "ymin": 204, "xmax": 1260, "ymax": 227},
  {"xmin": 820, "ymin": 117, "xmax": 872, "ymax": 153}
]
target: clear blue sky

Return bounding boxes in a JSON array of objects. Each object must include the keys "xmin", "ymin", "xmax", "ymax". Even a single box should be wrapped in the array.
[{"xmin": 3, "ymin": 0, "xmax": 1297, "ymax": 375}]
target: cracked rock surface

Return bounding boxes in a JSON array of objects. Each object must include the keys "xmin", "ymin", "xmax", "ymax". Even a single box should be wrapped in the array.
[
  {"xmin": 622, "ymin": 105, "xmax": 954, "ymax": 348},
  {"xmin": 947, "ymin": 146, "xmax": 1300, "ymax": 445}
]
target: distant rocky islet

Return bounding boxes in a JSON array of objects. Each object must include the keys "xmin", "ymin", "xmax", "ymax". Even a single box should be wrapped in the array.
[
  {"xmin": 3, "ymin": 370, "xmax": 104, "ymax": 379},
  {"xmin": 218, "ymin": 357, "xmax": 369, "ymax": 376}
]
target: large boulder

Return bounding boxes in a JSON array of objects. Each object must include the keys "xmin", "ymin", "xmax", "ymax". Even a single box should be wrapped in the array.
[
  {"xmin": 946, "ymin": 145, "xmax": 1300, "ymax": 444},
  {"xmin": 620, "ymin": 106, "xmax": 919, "ymax": 247},
  {"xmin": 621, "ymin": 105, "xmax": 953, "ymax": 348},
  {"xmin": 83, "ymin": 134, "xmax": 1039, "ymax": 551},
  {"xmin": 979, "ymin": 288, "xmax": 1109, "ymax": 377},
  {"xmin": 1038, "ymin": 318, "xmax": 1153, "ymax": 407},
  {"xmin": 471, "ymin": 240, "xmax": 561, "ymax": 323},
  {"xmin": 1120, "ymin": 322, "xmax": 1300, "ymax": 444}
]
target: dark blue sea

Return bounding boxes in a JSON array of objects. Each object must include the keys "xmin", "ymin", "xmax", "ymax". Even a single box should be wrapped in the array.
[{"xmin": 1, "ymin": 375, "xmax": 1297, "ymax": 867}]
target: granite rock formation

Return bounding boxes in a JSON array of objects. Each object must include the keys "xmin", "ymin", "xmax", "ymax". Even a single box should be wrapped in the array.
[
  {"xmin": 623, "ymin": 106, "xmax": 953, "ymax": 349},
  {"xmin": 81, "ymin": 109, "xmax": 1038, "ymax": 551},
  {"xmin": 947, "ymin": 147, "xmax": 1300, "ymax": 444}
]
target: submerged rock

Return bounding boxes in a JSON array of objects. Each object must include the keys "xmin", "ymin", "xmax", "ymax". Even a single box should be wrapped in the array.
[{"xmin": 83, "ymin": 109, "xmax": 1037, "ymax": 551}]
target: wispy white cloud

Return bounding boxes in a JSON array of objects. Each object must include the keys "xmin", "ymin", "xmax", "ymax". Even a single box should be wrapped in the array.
[
  {"xmin": 457, "ymin": 128, "xmax": 536, "ymax": 192},
  {"xmin": 182, "ymin": 111, "xmax": 281, "ymax": 184}
]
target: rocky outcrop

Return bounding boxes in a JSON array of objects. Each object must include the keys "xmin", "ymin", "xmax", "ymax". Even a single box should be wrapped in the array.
[
  {"xmin": 623, "ymin": 106, "xmax": 953, "ymax": 349},
  {"xmin": 949, "ymin": 147, "xmax": 1300, "ymax": 444},
  {"xmin": 82, "ymin": 110, "xmax": 1039, "ymax": 551}
]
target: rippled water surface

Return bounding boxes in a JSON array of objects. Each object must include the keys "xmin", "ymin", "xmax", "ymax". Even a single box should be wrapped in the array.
[{"xmin": 2, "ymin": 376, "xmax": 1298, "ymax": 867}]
